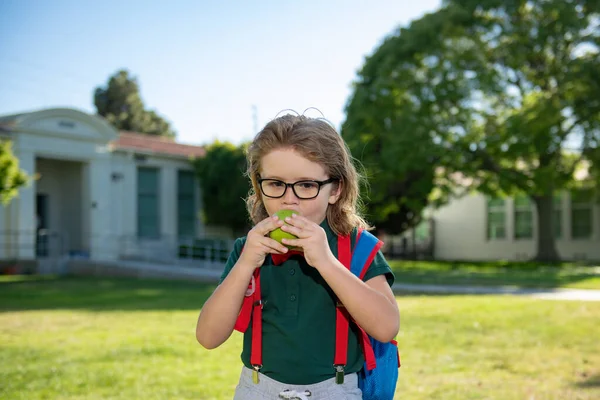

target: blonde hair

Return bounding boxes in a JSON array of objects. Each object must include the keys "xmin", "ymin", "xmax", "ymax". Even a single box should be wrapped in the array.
[{"xmin": 245, "ymin": 114, "xmax": 371, "ymax": 236}]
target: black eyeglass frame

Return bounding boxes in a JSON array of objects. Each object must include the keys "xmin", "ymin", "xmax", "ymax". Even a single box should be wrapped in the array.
[{"xmin": 257, "ymin": 177, "xmax": 338, "ymax": 199}]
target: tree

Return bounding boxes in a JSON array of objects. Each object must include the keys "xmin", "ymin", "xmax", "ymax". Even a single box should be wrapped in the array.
[
  {"xmin": 94, "ymin": 70, "xmax": 175, "ymax": 137},
  {"xmin": 344, "ymin": 0, "xmax": 600, "ymax": 261},
  {"xmin": 341, "ymin": 105, "xmax": 438, "ymax": 235},
  {"xmin": 193, "ymin": 141, "xmax": 251, "ymax": 235},
  {"xmin": 0, "ymin": 140, "xmax": 28, "ymax": 205},
  {"xmin": 342, "ymin": 10, "xmax": 456, "ymax": 235}
]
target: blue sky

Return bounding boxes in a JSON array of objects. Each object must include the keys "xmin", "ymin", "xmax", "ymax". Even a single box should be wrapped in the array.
[{"xmin": 0, "ymin": 0, "xmax": 441, "ymax": 145}]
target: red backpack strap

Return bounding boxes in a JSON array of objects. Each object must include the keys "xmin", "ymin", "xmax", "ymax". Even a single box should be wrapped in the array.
[
  {"xmin": 358, "ymin": 326, "xmax": 377, "ymax": 371},
  {"xmin": 234, "ymin": 258, "xmax": 264, "ymax": 383},
  {"xmin": 335, "ymin": 230, "xmax": 383, "ymax": 376},
  {"xmin": 234, "ymin": 272, "xmax": 256, "ymax": 332},
  {"xmin": 250, "ymin": 269, "xmax": 263, "ymax": 379},
  {"xmin": 234, "ymin": 245, "xmax": 254, "ymax": 333},
  {"xmin": 231, "ymin": 243, "xmax": 263, "ymax": 381},
  {"xmin": 333, "ymin": 234, "xmax": 352, "ymax": 383}
]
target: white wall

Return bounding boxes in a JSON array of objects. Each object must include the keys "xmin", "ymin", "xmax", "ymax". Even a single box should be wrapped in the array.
[
  {"xmin": 34, "ymin": 158, "xmax": 84, "ymax": 255},
  {"xmin": 18, "ymin": 132, "xmax": 111, "ymax": 162},
  {"xmin": 110, "ymin": 151, "xmax": 204, "ymax": 261},
  {"xmin": 434, "ymin": 193, "xmax": 600, "ymax": 261},
  {"xmin": 36, "ymin": 159, "xmax": 58, "ymax": 227},
  {"xmin": 20, "ymin": 114, "xmax": 111, "ymax": 143},
  {"xmin": 61, "ymin": 162, "xmax": 83, "ymax": 252}
]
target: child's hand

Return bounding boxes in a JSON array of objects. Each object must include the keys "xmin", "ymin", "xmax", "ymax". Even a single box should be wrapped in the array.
[
  {"xmin": 239, "ymin": 215, "xmax": 289, "ymax": 269},
  {"xmin": 279, "ymin": 214, "xmax": 335, "ymax": 269}
]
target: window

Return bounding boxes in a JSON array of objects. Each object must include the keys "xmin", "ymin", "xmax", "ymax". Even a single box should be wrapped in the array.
[
  {"xmin": 137, "ymin": 167, "xmax": 160, "ymax": 238},
  {"xmin": 514, "ymin": 195, "xmax": 533, "ymax": 239},
  {"xmin": 177, "ymin": 170, "xmax": 196, "ymax": 238},
  {"xmin": 487, "ymin": 198, "xmax": 506, "ymax": 239},
  {"xmin": 414, "ymin": 220, "xmax": 430, "ymax": 241},
  {"xmin": 571, "ymin": 190, "xmax": 593, "ymax": 239},
  {"xmin": 553, "ymin": 193, "xmax": 562, "ymax": 239}
]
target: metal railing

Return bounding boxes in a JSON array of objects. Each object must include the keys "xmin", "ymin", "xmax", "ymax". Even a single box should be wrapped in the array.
[
  {"xmin": 0, "ymin": 230, "xmax": 234, "ymax": 271},
  {"xmin": 0, "ymin": 230, "xmax": 68, "ymax": 258},
  {"xmin": 381, "ymin": 219, "xmax": 436, "ymax": 260}
]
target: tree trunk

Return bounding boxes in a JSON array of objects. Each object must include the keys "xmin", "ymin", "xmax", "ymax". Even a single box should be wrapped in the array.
[{"xmin": 533, "ymin": 194, "xmax": 560, "ymax": 262}]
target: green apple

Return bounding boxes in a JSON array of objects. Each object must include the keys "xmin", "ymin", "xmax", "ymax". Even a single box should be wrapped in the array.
[{"xmin": 269, "ymin": 209, "xmax": 299, "ymax": 249}]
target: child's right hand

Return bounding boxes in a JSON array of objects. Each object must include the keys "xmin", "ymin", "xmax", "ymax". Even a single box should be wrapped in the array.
[{"xmin": 239, "ymin": 215, "xmax": 289, "ymax": 270}]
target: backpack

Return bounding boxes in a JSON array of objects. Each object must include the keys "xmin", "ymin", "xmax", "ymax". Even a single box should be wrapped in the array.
[
  {"xmin": 339, "ymin": 229, "xmax": 400, "ymax": 399},
  {"xmin": 234, "ymin": 229, "xmax": 400, "ymax": 399}
]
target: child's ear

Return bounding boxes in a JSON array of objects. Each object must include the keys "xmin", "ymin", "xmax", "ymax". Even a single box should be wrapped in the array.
[{"xmin": 328, "ymin": 180, "xmax": 342, "ymax": 205}]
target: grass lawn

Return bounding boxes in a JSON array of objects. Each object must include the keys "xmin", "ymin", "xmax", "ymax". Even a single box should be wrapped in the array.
[
  {"xmin": 388, "ymin": 260, "xmax": 600, "ymax": 290},
  {"xmin": 1, "ymin": 275, "xmax": 599, "ymax": 399}
]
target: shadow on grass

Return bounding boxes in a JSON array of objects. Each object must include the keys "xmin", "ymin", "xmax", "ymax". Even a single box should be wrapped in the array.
[
  {"xmin": 388, "ymin": 260, "xmax": 600, "ymax": 289},
  {"xmin": 0, "ymin": 275, "xmax": 216, "ymax": 312},
  {"xmin": 0, "ymin": 275, "xmax": 548, "ymax": 313},
  {"xmin": 574, "ymin": 373, "xmax": 600, "ymax": 389}
]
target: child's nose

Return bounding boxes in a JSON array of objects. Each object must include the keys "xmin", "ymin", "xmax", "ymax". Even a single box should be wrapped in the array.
[{"xmin": 283, "ymin": 185, "xmax": 299, "ymax": 202}]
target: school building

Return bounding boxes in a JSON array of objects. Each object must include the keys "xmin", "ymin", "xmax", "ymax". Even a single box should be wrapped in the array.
[
  {"xmin": 0, "ymin": 107, "xmax": 232, "ymax": 274},
  {"xmin": 0, "ymin": 107, "xmax": 598, "ymax": 276},
  {"xmin": 425, "ymin": 191, "xmax": 599, "ymax": 261}
]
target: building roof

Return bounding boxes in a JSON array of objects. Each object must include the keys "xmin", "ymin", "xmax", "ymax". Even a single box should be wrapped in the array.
[
  {"xmin": 112, "ymin": 131, "xmax": 206, "ymax": 159},
  {"xmin": 0, "ymin": 112, "xmax": 27, "ymax": 127},
  {"xmin": 0, "ymin": 108, "xmax": 205, "ymax": 159}
]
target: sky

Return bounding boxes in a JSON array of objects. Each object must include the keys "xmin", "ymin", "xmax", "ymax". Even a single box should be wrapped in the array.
[{"xmin": 0, "ymin": 0, "xmax": 442, "ymax": 146}]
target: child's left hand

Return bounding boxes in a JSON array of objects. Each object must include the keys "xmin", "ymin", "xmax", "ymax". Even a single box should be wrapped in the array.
[{"xmin": 280, "ymin": 214, "xmax": 336, "ymax": 269}]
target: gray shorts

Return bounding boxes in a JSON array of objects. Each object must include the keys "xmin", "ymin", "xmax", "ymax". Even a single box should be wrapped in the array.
[{"xmin": 233, "ymin": 366, "xmax": 363, "ymax": 400}]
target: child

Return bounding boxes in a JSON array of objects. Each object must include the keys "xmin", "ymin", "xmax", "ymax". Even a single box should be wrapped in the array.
[{"xmin": 196, "ymin": 114, "xmax": 399, "ymax": 399}]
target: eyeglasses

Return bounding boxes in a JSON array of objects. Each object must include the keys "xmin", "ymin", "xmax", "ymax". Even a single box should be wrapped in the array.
[{"xmin": 257, "ymin": 177, "xmax": 337, "ymax": 200}]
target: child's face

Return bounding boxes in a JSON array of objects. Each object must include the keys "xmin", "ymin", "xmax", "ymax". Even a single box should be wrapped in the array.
[{"xmin": 259, "ymin": 148, "xmax": 341, "ymax": 225}]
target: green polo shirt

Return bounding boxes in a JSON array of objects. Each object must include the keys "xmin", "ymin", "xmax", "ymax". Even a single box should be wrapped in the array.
[{"xmin": 219, "ymin": 220, "xmax": 394, "ymax": 385}]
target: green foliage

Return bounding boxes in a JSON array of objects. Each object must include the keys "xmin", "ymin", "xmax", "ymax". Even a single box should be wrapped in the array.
[
  {"xmin": 344, "ymin": 0, "xmax": 600, "ymax": 258},
  {"xmin": 341, "ymin": 64, "xmax": 438, "ymax": 234},
  {"xmin": 94, "ymin": 70, "xmax": 175, "ymax": 137},
  {"xmin": 0, "ymin": 140, "xmax": 28, "ymax": 205},
  {"xmin": 342, "ymin": 5, "xmax": 474, "ymax": 234},
  {"xmin": 193, "ymin": 141, "xmax": 250, "ymax": 234}
]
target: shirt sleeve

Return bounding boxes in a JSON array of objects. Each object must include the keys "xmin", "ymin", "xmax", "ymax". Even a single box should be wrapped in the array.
[
  {"xmin": 218, "ymin": 237, "xmax": 247, "ymax": 284},
  {"xmin": 362, "ymin": 250, "xmax": 395, "ymax": 287}
]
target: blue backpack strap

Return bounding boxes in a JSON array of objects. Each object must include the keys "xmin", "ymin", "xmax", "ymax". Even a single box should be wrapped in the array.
[
  {"xmin": 347, "ymin": 229, "xmax": 383, "ymax": 372},
  {"xmin": 350, "ymin": 230, "xmax": 382, "ymax": 279}
]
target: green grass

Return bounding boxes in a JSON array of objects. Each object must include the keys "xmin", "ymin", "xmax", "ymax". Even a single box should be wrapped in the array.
[
  {"xmin": 389, "ymin": 260, "xmax": 600, "ymax": 289},
  {"xmin": 1, "ymin": 275, "xmax": 599, "ymax": 399}
]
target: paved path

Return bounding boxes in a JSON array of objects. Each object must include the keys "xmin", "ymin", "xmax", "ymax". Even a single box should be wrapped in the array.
[{"xmin": 391, "ymin": 283, "xmax": 600, "ymax": 301}]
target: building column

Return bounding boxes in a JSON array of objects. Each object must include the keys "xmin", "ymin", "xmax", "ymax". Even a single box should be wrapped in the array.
[
  {"xmin": 161, "ymin": 165, "xmax": 177, "ymax": 240},
  {"xmin": 87, "ymin": 156, "xmax": 116, "ymax": 261},
  {"xmin": 16, "ymin": 151, "xmax": 36, "ymax": 259},
  {"xmin": 506, "ymin": 198, "xmax": 515, "ymax": 242}
]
